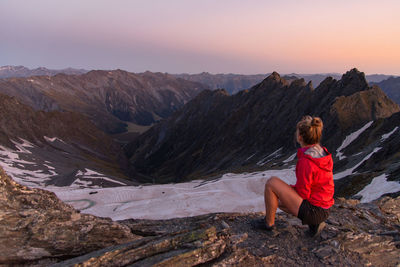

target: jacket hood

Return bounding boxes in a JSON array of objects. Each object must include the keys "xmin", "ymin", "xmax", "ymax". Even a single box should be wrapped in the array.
[{"xmin": 297, "ymin": 146, "xmax": 333, "ymax": 172}]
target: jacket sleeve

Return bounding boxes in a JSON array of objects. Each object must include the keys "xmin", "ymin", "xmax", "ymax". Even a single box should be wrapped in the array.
[{"xmin": 294, "ymin": 158, "xmax": 313, "ymax": 200}]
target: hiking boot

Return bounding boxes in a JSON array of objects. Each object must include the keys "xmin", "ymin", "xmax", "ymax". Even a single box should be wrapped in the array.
[
  {"xmin": 251, "ymin": 218, "xmax": 275, "ymax": 231},
  {"xmin": 308, "ymin": 222, "xmax": 326, "ymax": 237}
]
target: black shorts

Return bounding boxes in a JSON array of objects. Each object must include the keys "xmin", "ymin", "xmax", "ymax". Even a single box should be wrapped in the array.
[{"xmin": 297, "ymin": 199, "xmax": 330, "ymax": 225}]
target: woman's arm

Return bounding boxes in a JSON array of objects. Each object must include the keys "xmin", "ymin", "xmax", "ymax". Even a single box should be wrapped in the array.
[{"xmin": 294, "ymin": 158, "xmax": 313, "ymax": 200}]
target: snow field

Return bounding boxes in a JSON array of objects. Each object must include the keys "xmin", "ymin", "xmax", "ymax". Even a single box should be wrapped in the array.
[{"xmin": 52, "ymin": 168, "xmax": 297, "ymax": 220}]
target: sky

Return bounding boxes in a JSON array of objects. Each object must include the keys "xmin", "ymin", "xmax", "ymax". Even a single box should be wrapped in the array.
[{"xmin": 1, "ymin": 0, "xmax": 399, "ymax": 75}]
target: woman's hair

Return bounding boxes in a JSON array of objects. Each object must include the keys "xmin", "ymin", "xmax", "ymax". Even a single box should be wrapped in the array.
[{"xmin": 296, "ymin": 116, "xmax": 323, "ymax": 145}]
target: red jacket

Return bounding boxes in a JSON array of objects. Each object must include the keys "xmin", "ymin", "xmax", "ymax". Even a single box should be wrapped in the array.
[{"xmin": 293, "ymin": 146, "xmax": 334, "ymax": 209}]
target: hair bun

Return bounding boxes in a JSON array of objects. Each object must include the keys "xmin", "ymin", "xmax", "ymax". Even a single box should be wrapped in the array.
[{"xmin": 311, "ymin": 117, "xmax": 323, "ymax": 128}]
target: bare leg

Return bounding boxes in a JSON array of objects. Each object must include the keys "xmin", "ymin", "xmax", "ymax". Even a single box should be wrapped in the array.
[
  {"xmin": 264, "ymin": 180, "xmax": 279, "ymax": 227},
  {"xmin": 264, "ymin": 176, "xmax": 304, "ymax": 226},
  {"xmin": 278, "ymin": 201, "xmax": 291, "ymax": 214}
]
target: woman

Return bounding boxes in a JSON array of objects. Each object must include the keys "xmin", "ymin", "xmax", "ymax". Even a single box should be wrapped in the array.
[{"xmin": 253, "ymin": 116, "xmax": 334, "ymax": 237}]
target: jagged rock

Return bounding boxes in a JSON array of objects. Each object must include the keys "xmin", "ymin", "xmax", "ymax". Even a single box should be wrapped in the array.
[{"xmin": 0, "ymin": 167, "xmax": 141, "ymax": 265}]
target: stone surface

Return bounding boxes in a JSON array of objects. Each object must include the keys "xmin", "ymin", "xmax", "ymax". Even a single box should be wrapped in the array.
[
  {"xmin": 0, "ymin": 167, "xmax": 141, "ymax": 265},
  {"xmin": 56, "ymin": 197, "xmax": 400, "ymax": 267}
]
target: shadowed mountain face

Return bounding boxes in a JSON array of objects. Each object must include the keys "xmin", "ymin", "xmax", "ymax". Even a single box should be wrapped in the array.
[
  {"xmin": 126, "ymin": 69, "xmax": 400, "ymax": 183},
  {"xmin": 333, "ymin": 111, "xmax": 400, "ymax": 198},
  {"xmin": 0, "ymin": 93, "xmax": 132, "ymax": 186},
  {"xmin": 0, "ymin": 70, "xmax": 208, "ymax": 134}
]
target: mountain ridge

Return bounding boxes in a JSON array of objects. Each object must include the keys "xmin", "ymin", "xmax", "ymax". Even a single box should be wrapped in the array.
[
  {"xmin": 0, "ymin": 65, "xmax": 88, "ymax": 78},
  {"xmin": 126, "ymin": 69, "xmax": 400, "ymax": 183},
  {"xmin": 174, "ymin": 71, "xmax": 397, "ymax": 95}
]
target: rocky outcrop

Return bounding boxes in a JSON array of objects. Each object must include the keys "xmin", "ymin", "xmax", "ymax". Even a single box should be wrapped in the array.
[
  {"xmin": 0, "ymin": 70, "xmax": 208, "ymax": 134},
  {"xmin": 3, "ymin": 165, "xmax": 400, "ymax": 266},
  {"xmin": 0, "ymin": 167, "xmax": 141, "ymax": 266},
  {"xmin": 330, "ymin": 85, "xmax": 399, "ymax": 131},
  {"xmin": 126, "ymin": 68, "xmax": 399, "ymax": 183}
]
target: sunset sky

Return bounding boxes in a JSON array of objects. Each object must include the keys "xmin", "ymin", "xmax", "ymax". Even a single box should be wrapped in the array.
[{"xmin": 1, "ymin": 0, "xmax": 399, "ymax": 75}]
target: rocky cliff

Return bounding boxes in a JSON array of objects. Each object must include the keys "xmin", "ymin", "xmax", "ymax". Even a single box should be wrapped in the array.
[
  {"xmin": 1, "ymin": 166, "xmax": 399, "ymax": 266},
  {"xmin": 126, "ymin": 69, "xmax": 399, "ymax": 183}
]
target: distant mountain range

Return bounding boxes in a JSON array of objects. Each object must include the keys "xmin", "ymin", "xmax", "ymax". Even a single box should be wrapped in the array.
[
  {"xmin": 2, "ymin": 65, "xmax": 396, "ymax": 95},
  {"xmin": 0, "ymin": 69, "xmax": 208, "ymax": 134},
  {"xmin": 126, "ymin": 69, "xmax": 400, "ymax": 185},
  {"xmin": 0, "ymin": 65, "xmax": 88, "ymax": 78}
]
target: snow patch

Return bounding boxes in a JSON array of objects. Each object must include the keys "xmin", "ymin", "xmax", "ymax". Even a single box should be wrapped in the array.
[
  {"xmin": 257, "ymin": 148, "xmax": 282, "ymax": 166},
  {"xmin": 0, "ymin": 140, "xmax": 58, "ymax": 187},
  {"xmin": 381, "ymin": 126, "xmax": 398, "ymax": 141},
  {"xmin": 357, "ymin": 174, "xmax": 400, "ymax": 203},
  {"xmin": 44, "ymin": 136, "xmax": 65, "ymax": 143},
  {"xmin": 11, "ymin": 139, "xmax": 34, "ymax": 154},
  {"xmin": 74, "ymin": 168, "xmax": 127, "ymax": 187},
  {"xmin": 283, "ymin": 152, "xmax": 296, "ymax": 163},
  {"xmin": 334, "ymin": 147, "xmax": 381, "ymax": 180},
  {"xmin": 246, "ymin": 153, "xmax": 256, "ymax": 161},
  {"xmin": 336, "ymin": 121, "xmax": 373, "ymax": 160}
]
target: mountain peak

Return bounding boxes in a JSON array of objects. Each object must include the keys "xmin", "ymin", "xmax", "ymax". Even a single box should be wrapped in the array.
[
  {"xmin": 258, "ymin": 71, "xmax": 288, "ymax": 88},
  {"xmin": 341, "ymin": 68, "xmax": 368, "ymax": 89},
  {"xmin": 267, "ymin": 71, "xmax": 281, "ymax": 81}
]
